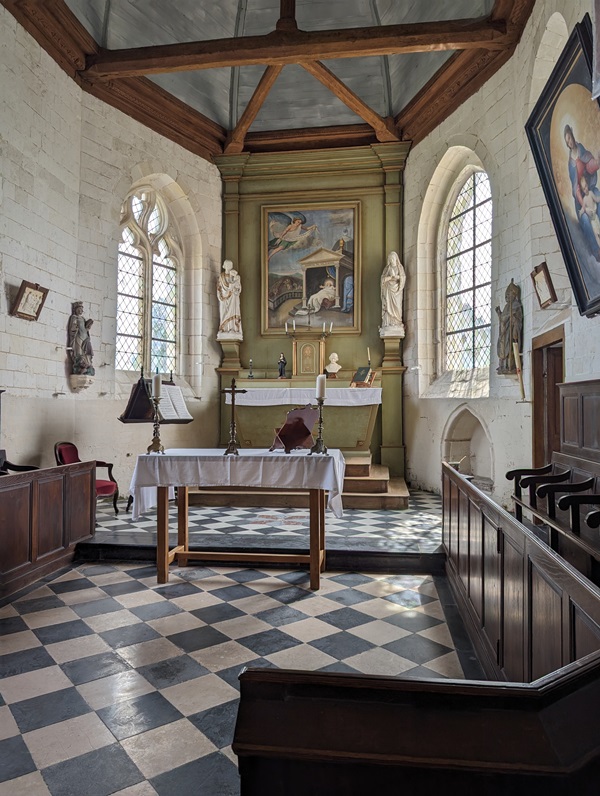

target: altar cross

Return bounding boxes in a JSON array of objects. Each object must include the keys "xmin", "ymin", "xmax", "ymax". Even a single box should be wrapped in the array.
[{"xmin": 221, "ymin": 377, "xmax": 247, "ymax": 455}]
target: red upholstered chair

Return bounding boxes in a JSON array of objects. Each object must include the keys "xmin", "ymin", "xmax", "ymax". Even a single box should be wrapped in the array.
[{"xmin": 54, "ymin": 441, "xmax": 119, "ymax": 514}]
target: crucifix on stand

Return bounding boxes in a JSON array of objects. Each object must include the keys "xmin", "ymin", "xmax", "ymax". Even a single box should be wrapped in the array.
[{"xmin": 221, "ymin": 378, "xmax": 247, "ymax": 455}]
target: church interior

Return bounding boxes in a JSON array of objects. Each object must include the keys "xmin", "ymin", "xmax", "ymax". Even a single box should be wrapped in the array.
[{"xmin": 3, "ymin": 0, "xmax": 600, "ymax": 793}]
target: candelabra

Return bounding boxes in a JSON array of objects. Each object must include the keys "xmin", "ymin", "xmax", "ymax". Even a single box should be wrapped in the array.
[
  {"xmin": 147, "ymin": 397, "xmax": 165, "ymax": 454},
  {"xmin": 309, "ymin": 398, "xmax": 327, "ymax": 455}
]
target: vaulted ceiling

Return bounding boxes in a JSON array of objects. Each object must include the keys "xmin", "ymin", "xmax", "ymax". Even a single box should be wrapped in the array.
[{"xmin": 3, "ymin": 0, "xmax": 535, "ymax": 161}]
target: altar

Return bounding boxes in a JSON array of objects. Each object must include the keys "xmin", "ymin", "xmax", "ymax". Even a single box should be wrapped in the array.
[
  {"xmin": 223, "ymin": 383, "xmax": 382, "ymax": 451},
  {"xmin": 130, "ymin": 448, "xmax": 346, "ymax": 589}
]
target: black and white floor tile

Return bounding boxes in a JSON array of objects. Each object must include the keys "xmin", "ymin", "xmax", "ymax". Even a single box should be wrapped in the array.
[
  {"xmin": 92, "ymin": 490, "xmax": 443, "ymax": 554},
  {"xmin": 0, "ymin": 561, "xmax": 482, "ymax": 795}
]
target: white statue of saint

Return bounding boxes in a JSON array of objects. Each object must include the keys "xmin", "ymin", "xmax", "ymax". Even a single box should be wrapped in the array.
[
  {"xmin": 217, "ymin": 259, "xmax": 243, "ymax": 340},
  {"xmin": 325, "ymin": 352, "xmax": 342, "ymax": 377},
  {"xmin": 379, "ymin": 250, "xmax": 406, "ymax": 338}
]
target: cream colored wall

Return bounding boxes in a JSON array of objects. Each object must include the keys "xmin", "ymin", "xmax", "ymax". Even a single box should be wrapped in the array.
[
  {"xmin": 0, "ymin": 6, "xmax": 223, "ymax": 492},
  {"xmin": 403, "ymin": 0, "xmax": 594, "ymax": 506}
]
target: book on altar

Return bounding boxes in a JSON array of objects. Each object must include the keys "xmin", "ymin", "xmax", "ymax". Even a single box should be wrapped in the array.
[
  {"xmin": 350, "ymin": 366, "xmax": 373, "ymax": 387},
  {"xmin": 158, "ymin": 384, "xmax": 193, "ymax": 421}
]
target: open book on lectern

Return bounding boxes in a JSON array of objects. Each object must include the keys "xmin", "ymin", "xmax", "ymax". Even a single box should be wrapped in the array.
[{"xmin": 119, "ymin": 376, "xmax": 193, "ymax": 424}]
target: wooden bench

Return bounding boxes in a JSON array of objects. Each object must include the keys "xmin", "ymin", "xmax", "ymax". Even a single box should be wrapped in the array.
[{"xmin": 506, "ymin": 451, "xmax": 600, "ymax": 585}]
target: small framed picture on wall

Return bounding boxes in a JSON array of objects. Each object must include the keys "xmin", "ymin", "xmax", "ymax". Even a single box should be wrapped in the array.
[
  {"xmin": 531, "ymin": 262, "xmax": 557, "ymax": 308},
  {"xmin": 10, "ymin": 281, "xmax": 49, "ymax": 321}
]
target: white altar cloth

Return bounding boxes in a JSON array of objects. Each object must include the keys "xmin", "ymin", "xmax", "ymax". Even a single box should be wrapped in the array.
[
  {"xmin": 130, "ymin": 447, "xmax": 346, "ymax": 520},
  {"xmin": 226, "ymin": 387, "xmax": 382, "ymax": 406}
]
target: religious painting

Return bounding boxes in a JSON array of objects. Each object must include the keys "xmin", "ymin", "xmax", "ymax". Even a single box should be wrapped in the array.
[
  {"xmin": 262, "ymin": 202, "xmax": 360, "ymax": 334},
  {"xmin": 525, "ymin": 14, "xmax": 600, "ymax": 317},
  {"xmin": 10, "ymin": 280, "xmax": 49, "ymax": 321}
]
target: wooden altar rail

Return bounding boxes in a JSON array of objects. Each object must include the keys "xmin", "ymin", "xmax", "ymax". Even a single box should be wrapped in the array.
[
  {"xmin": 0, "ymin": 461, "xmax": 95, "ymax": 598},
  {"xmin": 233, "ymin": 466, "xmax": 600, "ymax": 794}
]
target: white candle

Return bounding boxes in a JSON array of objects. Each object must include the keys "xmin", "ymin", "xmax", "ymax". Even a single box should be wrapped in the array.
[
  {"xmin": 367, "ymin": 347, "xmax": 371, "ymax": 362},
  {"xmin": 330, "ymin": 322, "xmax": 333, "ymax": 333},
  {"xmin": 322, "ymin": 322, "xmax": 326, "ymax": 333},
  {"xmin": 285, "ymin": 321, "xmax": 288, "ymax": 333},
  {"xmin": 293, "ymin": 319, "xmax": 296, "ymax": 331},
  {"xmin": 316, "ymin": 374, "xmax": 326, "ymax": 400},
  {"xmin": 152, "ymin": 372, "xmax": 161, "ymax": 398}
]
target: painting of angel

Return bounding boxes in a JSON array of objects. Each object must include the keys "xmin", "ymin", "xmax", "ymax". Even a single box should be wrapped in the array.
[{"xmin": 262, "ymin": 203, "xmax": 359, "ymax": 334}]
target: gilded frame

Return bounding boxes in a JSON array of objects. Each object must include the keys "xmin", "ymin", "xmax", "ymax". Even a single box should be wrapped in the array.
[{"xmin": 262, "ymin": 202, "xmax": 360, "ymax": 335}]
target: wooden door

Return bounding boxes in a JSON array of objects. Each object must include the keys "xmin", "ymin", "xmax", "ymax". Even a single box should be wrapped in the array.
[{"xmin": 532, "ymin": 327, "xmax": 564, "ymax": 468}]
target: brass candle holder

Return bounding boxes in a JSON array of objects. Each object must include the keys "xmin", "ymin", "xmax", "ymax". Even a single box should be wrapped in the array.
[
  {"xmin": 147, "ymin": 397, "xmax": 165, "ymax": 454},
  {"xmin": 309, "ymin": 398, "xmax": 327, "ymax": 455}
]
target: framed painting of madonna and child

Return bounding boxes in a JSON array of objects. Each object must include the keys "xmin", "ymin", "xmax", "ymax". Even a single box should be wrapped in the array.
[
  {"xmin": 526, "ymin": 14, "xmax": 600, "ymax": 317},
  {"xmin": 262, "ymin": 203, "xmax": 360, "ymax": 334}
]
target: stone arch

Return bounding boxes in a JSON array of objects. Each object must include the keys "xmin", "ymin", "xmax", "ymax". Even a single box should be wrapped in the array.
[
  {"xmin": 442, "ymin": 405, "xmax": 493, "ymax": 492},
  {"xmin": 415, "ymin": 143, "xmax": 491, "ymax": 396}
]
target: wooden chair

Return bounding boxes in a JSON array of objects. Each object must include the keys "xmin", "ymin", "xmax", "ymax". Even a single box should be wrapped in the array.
[
  {"xmin": 54, "ymin": 441, "xmax": 119, "ymax": 514},
  {"xmin": 0, "ymin": 448, "xmax": 38, "ymax": 476}
]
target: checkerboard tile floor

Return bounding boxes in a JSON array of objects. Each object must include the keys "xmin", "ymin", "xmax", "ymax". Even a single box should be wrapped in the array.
[
  {"xmin": 0, "ymin": 562, "xmax": 482, "ymax": 795},
  {"xmin": 92, "ymin": 490, "xmax": 443, "ymax": 554}
]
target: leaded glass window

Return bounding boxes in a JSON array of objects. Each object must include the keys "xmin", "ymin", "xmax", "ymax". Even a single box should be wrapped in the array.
[
  {"xmin": 116, "ymin": 191, "xmax": 181, "ymax": 373},
  {"xmin": 444, "ymin": 172, "xmax": 492, "ymax": 371}
]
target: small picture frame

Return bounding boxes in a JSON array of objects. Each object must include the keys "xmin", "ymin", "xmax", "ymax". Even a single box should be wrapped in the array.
[
  {"xmin": 531, "ymin": 262, "xmax": 557, "ymax": 308},
  {"xmin": 10, "ymin": 281, "xmax": 49, "ymax": 321}
]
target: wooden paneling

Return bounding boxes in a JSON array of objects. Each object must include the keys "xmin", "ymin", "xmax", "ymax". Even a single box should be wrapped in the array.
[
  {"xmin": 0, "ymin": 462, "xmax": 95, "ymax": 598},
  {"xmin": 443, "ymin": 463, "xmax": 600, "ymax": 682},
  {"xmin": 0, "ymin": 482, "xmax": 32, "ymax": 574},
  {"xmin": 37, "ymin": 474, "xmax": 65, "ymax": 558},
  {"xmin": 530, "ymin": 563, "xmax": 563, "ymax": 680},
  {"xmin": 572, "ymin": 603, "xmax": 600, "ymax": 661},
  {"xmin": 560, "ymin": 381, "xmax": 600, "ymax": 463},
  {"xmin": 458, "ymin": 490, "xmax": 470, "ymax": 585},
  {"xmin": 562, "ymin": 395, "xmax": 579, "ymax": 446},
  {"xmin": 502, "ymin": 532, "xmax": 525, "ymax": 681}
]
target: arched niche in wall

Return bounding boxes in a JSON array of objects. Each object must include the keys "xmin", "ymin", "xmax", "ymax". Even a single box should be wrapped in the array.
[{"xmin": 442, "ymin": 406, "xmax": 493, "ymax": 493}]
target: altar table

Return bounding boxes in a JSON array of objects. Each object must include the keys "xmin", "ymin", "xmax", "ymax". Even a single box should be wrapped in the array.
[
  {"xmin": 130, "ymin": 448, "xmax": 346, "ymax": 590},
  {"xmin": 226, "ymin": 387, "xmax": 382, "ymax": 406}
]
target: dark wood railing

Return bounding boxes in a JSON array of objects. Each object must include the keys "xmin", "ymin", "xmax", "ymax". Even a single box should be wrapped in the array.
[
  {"xmin": 233, "ymin": 465, "xmax": 600, "ymax": 794},
  {"xmin": 0, "ymin": 461, "xmax": 95, "ymax": 597}
]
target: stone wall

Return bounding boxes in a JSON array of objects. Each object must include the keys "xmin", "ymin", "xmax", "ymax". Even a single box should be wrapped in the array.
[
  {"xmin": 402, "ymin": 0, "xmax": 593, "ymax": 505},
  {"xmin": 0, "ymin": 5, "xmax": 223, "ymax": 490}
]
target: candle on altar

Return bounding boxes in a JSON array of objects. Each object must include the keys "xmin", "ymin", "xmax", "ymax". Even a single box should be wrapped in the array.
[
  {"xmin": 322, "ymin": 322, "xmax": 326, "ymax": 333},
  {"xmin": 367, "ymin": 347, "xmax": 371, "ymax": 362},
  {"xmin": 293, "ymin": 319, "xmax": 296, "ymax": 331},
  {"xmin": 330, "ymin": 322, "xmax": 333, "ymax": 333},
  {"xmin": 285, "ymin": 321, "xmax": 288, "ymax": 333},
  {"xmin": 316, "ymin": 374, "xmax": 326, "ymax": 400},
  {"xmin": 152, "ymin": 371, "xmax": 161, "ymax": 399}
]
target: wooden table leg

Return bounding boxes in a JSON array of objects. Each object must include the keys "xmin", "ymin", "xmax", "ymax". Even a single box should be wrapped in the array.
[
  {"xmin": 319, "ymin": 488, "xmax": 326, "ymax": 572},
  {"xmin": 177, "ymin": 486, "xmax": 189, "ymax": 565},
  {"xmin": 156, "ymin": 486, "xmax": 170, "ymax": 583},
  {"xmin": 309, "ymin": 489, "xmax": 320, "ymax": 590}
]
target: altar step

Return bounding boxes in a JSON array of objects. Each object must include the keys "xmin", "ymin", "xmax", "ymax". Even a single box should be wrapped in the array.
[{"xmin": 188, "ymin": 453, "xmax": 409, "ymax": 510}]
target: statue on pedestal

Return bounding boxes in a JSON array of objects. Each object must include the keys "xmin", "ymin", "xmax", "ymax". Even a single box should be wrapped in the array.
[
  {"xmin": 217, "ymin": 259, "xmax": 243, "ymax": 340},
  {"xmin": 278, "ymin": 353, "xmax": 287, "ymax": 379},
  {"xmin": 325, "ymin": 352, "xmax": 342, "ymax": 377},
  {"xmin": 379, "ymin": 251, "xmax": 406, "ymax": 338},
  {"xmin": 496, "ymin": 279, "xmax": 523, "ymax": 374},
  {"xmin": 68, "ymin": 301, "xmax": 95, "ymax": 376}
]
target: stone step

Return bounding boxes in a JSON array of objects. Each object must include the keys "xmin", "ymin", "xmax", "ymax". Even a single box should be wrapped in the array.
[
  {"xmin": 342, "ymin": 453, "xmax": 372, "ymax": 478},
  {"xmin": 344, "ymin": 464, "xmax": 389, "ymax": 493},
  {"xmin": 188, "ymin": 477, "xmax": 409, "ymax": 511}
]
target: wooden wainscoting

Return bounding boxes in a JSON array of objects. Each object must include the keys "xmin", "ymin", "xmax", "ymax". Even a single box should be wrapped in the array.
[
  {"xmin": 442, "ymin": 462, "xmax": 600, "ymax": 682},
  {"xmin": 0, "ymin": 461, "xmax": 95, "ymax": 598}
]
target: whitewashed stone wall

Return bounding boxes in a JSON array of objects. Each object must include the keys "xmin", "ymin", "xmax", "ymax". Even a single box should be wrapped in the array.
[
  {"xmin": 0, "ymin": 5, "xmax": 223, "ymax": 490},
  {"xmin": 403, "ymin": 0, "xmax": 593, "ymax": 505}
]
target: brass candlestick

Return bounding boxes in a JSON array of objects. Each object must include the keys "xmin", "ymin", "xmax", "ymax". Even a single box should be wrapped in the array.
[
  {"xmin": 309, "ymin": 398, "xmax": 327, "ymax": 455},
  {"xmin": 147, "ymin": 397, "xmax": 164, "ymax": 454}
]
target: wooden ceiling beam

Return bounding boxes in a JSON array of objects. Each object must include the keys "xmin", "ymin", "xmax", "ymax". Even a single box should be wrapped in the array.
[
  {"xmin": 300, "ymin": 61, "xmax": 399, "ymax": 143},
  {"xmin": 224, "ymin": 65, "xmax": 283, "ymax": 154},
  {"xmin": 85, "ymin": 18, "xmax": 509, "ymax": 79}
]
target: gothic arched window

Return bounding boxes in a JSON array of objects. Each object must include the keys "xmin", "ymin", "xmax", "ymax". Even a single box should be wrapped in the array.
[
  {"xmin": 444, "ymin": 171, "xmax": 492, "ymax": 371},
  {"xmin": 116, "ymin": 190, "xmax": 181, "ymax": 373}
]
